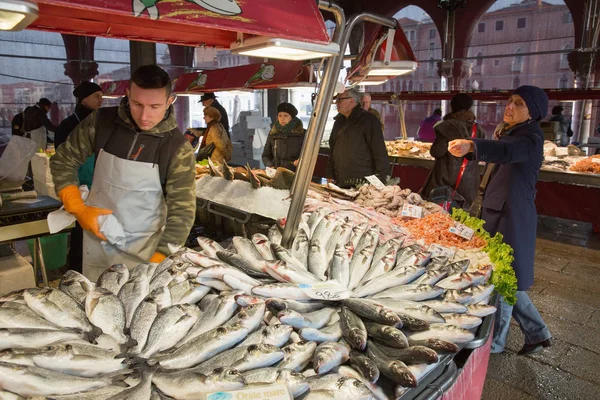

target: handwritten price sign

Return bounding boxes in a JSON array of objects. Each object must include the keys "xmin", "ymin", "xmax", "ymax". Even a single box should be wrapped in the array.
[{"xmin": 298, "ymin": 282, "xmax": 352, "ymax": 301}]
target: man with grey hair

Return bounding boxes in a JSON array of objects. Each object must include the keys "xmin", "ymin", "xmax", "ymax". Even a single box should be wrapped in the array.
[
  {"xmin": 360, "ymin": 92, "xmax": 384, "ymax": 132},
  {"xmin": 325, "ymin": 88, "xmax": 389, "ymax": 188}
]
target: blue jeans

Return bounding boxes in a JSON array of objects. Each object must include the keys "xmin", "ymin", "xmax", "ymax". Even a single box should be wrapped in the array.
[{"xmin": 491, "ymin": 291, "xmax": 551, "ymax": 353}]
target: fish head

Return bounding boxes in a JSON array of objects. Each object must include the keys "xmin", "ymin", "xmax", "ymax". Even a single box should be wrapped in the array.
[
  {"xmin": 344, "ymin": 242, "xmax": 355, "ymax": 259},
  {"xmin": 265, "ymin": 298, "xmax": 287, "ymax": 313},
  {"xmin": 337, "ymin": 377, "xmax": 370, "ymax": 395},
  {"xmin": 379, "ymin": 309, "xmax": 401, "ymax": 325},
  {"xmin": 277, "ymin": 370, "xmax": 310, "ymax": 397},
  {"xmin": 26, "ymin": 288, "xmax": 51, "ymax": 300},
  {"xmin": 212, "ymin": 367, "xmax": 247, "ymax": 385},
  {"xmin": 267, "ymin": 324, "xmax": 293, "ymax": 337},
  {"xmin": 390, "ymin": 362, "xmax": 417, "ymax": 387},
  {"xmin": 247, "ymin": 343, "xmax": 279, "ymax": 357}
]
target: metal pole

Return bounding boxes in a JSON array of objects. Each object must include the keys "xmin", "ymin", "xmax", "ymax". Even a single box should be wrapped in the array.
[{"xmin": 281, "ymin": 2, "xmax": 397, "ymax": 247}]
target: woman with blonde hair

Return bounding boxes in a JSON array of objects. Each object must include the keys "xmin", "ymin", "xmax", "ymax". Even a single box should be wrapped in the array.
[{"xmin": 201, "ymin": 106, "xmax": 232, "ymax": 163}]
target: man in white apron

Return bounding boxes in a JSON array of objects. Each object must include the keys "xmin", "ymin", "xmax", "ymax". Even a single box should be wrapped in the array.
[
  {"xmin": 50, "ymin": 65, "xmax": 196, "ymax": 281},
  {"xmin": 23, "ymin": 98, "xmax": 56, "ymax": 151}
]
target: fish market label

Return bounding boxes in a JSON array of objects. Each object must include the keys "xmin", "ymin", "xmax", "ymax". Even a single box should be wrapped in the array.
[
  {"xmin": 428, "ymin": 243, "xmax": 455, "ymax": 259},
  {"xmin": 544, "ymin": 156, "xmax": 558, "ymax": 162},
  {"xmin": 265, "ymin": 167, "xmax": 277, "ymax": 178},
  {"xmin": 298, "ymin": 282, "xmax": 352, "ymax": 301},
  {"xmin": 593, "ymin": 158, "xmax": 600, "ymax": 164},
  {"xmin": 449, "ymin": 222, "xmax": 475, "ymax": 240},
  {"xmin": 207, "ymin": 384, "xmax": 291, "ymax": 400},
  {"xmin": 365, "ymin": 175, "xmax": 386, "ymax": 190},
  {"xmin": 391, "ymin": 224, "xmax": 411, "ymax": 236},
  {"xmin": 555, "ymin": 147, "xmax": 569, "ymax": 157},
  {"xmin": 401, "ymin": 204, "xmax": 423, "ymax": 218},
  {"xmin": 409, "ymin": 146, "xmax": 420, "ymax": 153}
]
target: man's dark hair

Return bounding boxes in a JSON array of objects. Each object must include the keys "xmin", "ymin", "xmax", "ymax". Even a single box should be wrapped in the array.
[
  {"xmin": 551, "ymin": 105, "xmax": 564, "ymax": 115},
  {"xmin": 433, "ymin": 108, "xmax": 442, "ymax": 116},
  {"xmin": 130, "ymin": 64, "xmax": 172, "ymax": 97},
  {"xmin": 38, "ymin": 98, "xmax": 52, "ymax": 107}
]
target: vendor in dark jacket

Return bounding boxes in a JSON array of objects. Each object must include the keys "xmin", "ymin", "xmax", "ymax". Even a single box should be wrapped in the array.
[
  {"xmin": 420, "ymin": 93, "xmax": 485, "ymax": 209},
  {"xmin": 55, "ymin": 82, "xmax": 103, "ymax": 149},
  {"xmin": 326, "ymin": 88, "xmax": 389, "ymax": 188},
  {"xmin": 449, "ymin": 85, "xmax": 553, "ymax": 357},
  {"xmin": 200, "ymin": 93, "xmax": 230, "ymax": 138},
  {"xmin": 262, "ymin": 102, "xmax": 305, "ymax": 171}
]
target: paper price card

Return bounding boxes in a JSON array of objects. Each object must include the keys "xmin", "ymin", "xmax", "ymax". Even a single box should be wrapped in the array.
[
  {"xmin": 298, "ymin": 282, "xmax": 352, "ymax": 301},
  {"xmin": 449, "ymin": 222, "xmax": 475, "ymax": 240},
  {"xmin": 592, "ymin": 158, "xmax": 600, "ymax": 164},
  {"xmin": 265, "ymin": 167, "xmax": 277, "ymax": 178},
  {"xmin": 401, "ymin": 204, "xmax": 423, "ymax": 218},
  {"xmin": 409, "ymin": 147, "xmax": 420, "ymax": 153},
  {"xmin": 428, "ymin": 243, "xmax": 456, "ymax": 259},
  {"xmin": 207, "ymin": 384, "xmax": 291, "ymax": 400},
  {"xmin": 365, "ymin": 175, "xmax": 386, "ymax": 190},
  {"xmin": 555, "ymin": 147, "xmax": 569, "ymax": 157},
  {"xmin": 544, "ymin": 156, "xmax": 558, "ymax": 162}
]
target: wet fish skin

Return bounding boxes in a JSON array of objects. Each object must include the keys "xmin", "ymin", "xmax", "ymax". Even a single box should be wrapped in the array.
[
  {"xmin": 442, "ymin": 313, "xmax": 482, "ymax": 329},
  {"xmin": 329, "ymin": 243, "xmax": 350, "ymax": 287},
  {"xmin": 253, "ymin": 283, "xmax": 312, "ymax": 301},
  {"xmin": 307, "ymin": 207, "xmax": 332, "ymax": 237},
  {"xmin": 364, "ymin": 346, "xmax": 417, "ymax": 388},
  {"xmin": 360, "ymin": 247, "xmax": 397, "ymax": 284},
  {"xmin": 436, "ymin": 272, "xmax": 484, "ymax": 290},
  {"xmin": 371, "ymin": 284, "xmax": 444, "ymax": 302},
  {"xmin": 341, "ymin": 298, "xmax": 401, "ymax": 326},
  {"xmin": 180, "ymin": 292, "xmax": 239, "ymax": 347},
  {"xmin": 308, "ymin": 239, "xmax": 329, "ymax": 280},
  {"xmin": 407, "ymin": 338, "xmax": 460, "ymax": 353},
  {"xmin": 85, "ymin": 287, "xmax": 129, "ymax": 345},
  {"xmin": 396, "ymin": 314, "xmax": 430, "ymax": 332},
  {"xmin": 466, "ymin": 304, "xmax": 497, "ymax": 317},
  {"xmin": 412, "ymin": 268, "xmax": 448, "ymax": 286},
  {"xmin": 196, "ymin": 237, "xmax": 226, "ymax": 258},
  {"xmin": 299, "ymin": 321, "xmax": 342, "ymax": 343},
  {"xmin": 335, "ymin": 365, "xmax": 387, "ymax": 400},
  {"xmin": 59, "ymin": 270, "xmax": 95, "ymax": 304},
  {"xmin": 265, "ymin": 298, "xmax": 326, "ymax": 314},
  {"xmin": 264, "ymin": 260, "xmax": 321, "ymax": 285},
  {"xmin": 363, "ymin": 321, "xmax": 409, "ymax": 349},
  {"xmin": 420, "ymin": 300, "xmax": 468, "ymax": 314},
  {"xmin": 278, "ymin": 341, "xmax": 318, "ymax": 372},
  {"xmin": 225, "ymin": 302, "xmax": 266, "ymax": 333},
  {"xmin": 348, "ymin": 228, "xmax": 378, "ymax": 289},
  {"xmin": 194, "ymin": 344, "xmax": 283, "ymax": 375},
  {"xmin": 291, "ymin": 228, "xmax": 310, "ymax": 267},
  {"xmin": 176, "ymin": 281, "xmax": 211, "ymax": 305},
  {"xmin": 268, "ymin": 225, "xmax": 283, "ymax": 246},
  {"xmin": 313, "ymin": 341, "xmax": 350, "ymax": 375},
  {"xmin": 0, "ymin": 302, "xmax": 61, "ymax": 331},
  {"xmin": 349, "ymin": 350, "xmax": 380, "ymax": 383},
  {"xmin": 348, "ymin": 222, "xmax": 368, "ymax": 252},
  {"xmin": 152, "ymin": 367, "xmax": 245, "ymax": 400},
  {"xmin": 339, "ymin": 307, "xmax": 367, "ymax": 351},
  {"xmin": 105, "ymin": 366, "xmax": 156, "ymax": 400},
  {"xmin": 369, "ymin": 341, "xmax": 438, "ymax": 365},
  {"xmin": 235, "ymin": 294, "xmax": 265, "ymax": 307},
  {"xmin": 243, "ymin": 368, "xmax": 310, "ymax": 398},
  {"xmin": 464, "ymin": 284, "xmax": 495, "ymax": 305},
  {"xmin": 240, "ymin": 324, "xmax": 293, "ymax": 347},
  {"xmin": 117, "ymin": 273, "xmax": 150, "ymax": 329},
  {"xmin": 216, "ymin": 250, "xmax": 271, "ymax": 279},
  {"xmin": 252, "ymin": 233, "xmax": 276, "ymax": 260},
  {"xmin": 396, "ymin": 306, "xmax": 445, "ymax": 324},
  {"xmin": 97, "ymin": 264, "xmax": 129, "ymax": 296},
  {"xmin": 232, "ymin": 237, "xmax": 264, "ymax": 261},
  {"xmin": 439, "ymin": 259, "xmax": 470, "ymax": 274},
  {"xmin": 128, "ymin": 297, "xmax": 160, "ymax": 354},
  {"xmin": 277, "ymin": 308, "xmax": 336, "ymax": 330},
  {"xmin": 406, "ymin": 323, "xmax": 475, "ymax": 344},
  {"xmin": 353, "ymin": 267, "xmax": 426, "ymax": 298},
  {"xmin": 271, "ymin": 243, "xmax": 307, "ymax": 272},
  {"xmin": 0, "ymin": 329, "xmax": 91, "ymax": 350},
  {"xmin": 443, "ymin": 289, "xmax": 473, "ymax": 304},
  {"xmin": 306, "ymin": 374, "xmax": 373, "ymax": 398}
]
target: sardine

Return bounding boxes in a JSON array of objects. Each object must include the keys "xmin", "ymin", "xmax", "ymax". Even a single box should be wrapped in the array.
[
  {"xmin": 152, "ymin": 367, "xmax": 245, "ymax": 399},
  {"xmin": 341, "ymin": 298, "xmax": 400, "ymax": 326},
  {"xmin": 299, "ymin": 321, "xmax": 342, "ymax": 343},
  {"xmin": 97, "ymin": 264, "xmax": 129, "ymax": 296},
  {"xmin": 339, "ymin": 307, "xmax": 367, "ymax": 351},
  {"xmin": 363, "ymin": 321, "xmax": 408, "ymax": 349},
  {"xmin": 278, "ymin": 341, "xmax": 318, "ymax": 372}
]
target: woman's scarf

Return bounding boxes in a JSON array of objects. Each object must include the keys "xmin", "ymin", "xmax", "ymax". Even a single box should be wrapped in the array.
[{"xmin": 270, "ymin": 117, "xmax": 303, "ymax": 136}]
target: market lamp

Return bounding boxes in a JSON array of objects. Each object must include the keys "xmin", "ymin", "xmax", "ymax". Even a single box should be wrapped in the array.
[
  {"xmin": 0, "ymin": 0, "xmax": 38, "ymax": 31},
  {"xmin": 367, "ymin": 29, "xmax": 417, "ymax": 77},
  {"xmin": 230, "ymin": 35, "xmax": 340, "ymax": 61}
]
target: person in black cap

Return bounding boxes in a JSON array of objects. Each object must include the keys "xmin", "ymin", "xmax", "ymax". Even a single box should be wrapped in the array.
[
  {"xmin": 20, "ymin": 97, "xmax": 57, "ymax": 150},
  {"xmin": 420, "ymin": 93, "xmax": 485, "ymax": 209},
  {"xmin": 55, "ymin": 81, "xmax": 103, "ymax": 149},
  {"xmin": 200, "ymin": 93, "xmax": 229, "ymax": 137},
  {"xmin": 53, "ymin": 81, "xmax": 103, "ymax": 274},
  {"xmin": 548, "ymin": 105, "xmax": 573, "ymax": 146},
  {"xmin": 449, "ymin": 85, "xmax": 553, "ymax": 357},
  {"xmin": 262, "ymin": 102, "xmax": 305, "ymax": 171}
]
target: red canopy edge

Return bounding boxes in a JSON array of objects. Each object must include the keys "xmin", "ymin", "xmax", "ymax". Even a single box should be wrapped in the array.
[
  {"xmin": 368, "ymin": 89, "xmax": 600, "ymax": 102},
  {"xmin": 99, "ymin": 80, "xmax": 129, "ymax": 96},
  {"xmin": 31, "ymin": 0, "xmax": 330, "ymax": 48}
]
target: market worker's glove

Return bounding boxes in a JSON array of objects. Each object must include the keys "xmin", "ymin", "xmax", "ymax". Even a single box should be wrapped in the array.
[
  {"xmin": 149, "ymin": 252, "xmax": 167, "ymax": 263},
  {"xmin": 58, "ymin": 185, "xmax": 113, "ymax": 241}
]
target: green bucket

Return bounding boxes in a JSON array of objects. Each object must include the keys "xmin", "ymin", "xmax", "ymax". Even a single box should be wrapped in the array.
[{"xmin": 27, "ymin": 233, "xmax": 68, "ymax": 271}]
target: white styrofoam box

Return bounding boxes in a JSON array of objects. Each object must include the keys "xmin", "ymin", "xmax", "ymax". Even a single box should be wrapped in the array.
[
  {"xmin": 246, "ymin": 116, "xmax": 272, "ymax": 130},
  {"xmin": 31, "ymin": 153, "xmax": 53, "ymax": 183},
  {"xmin": 0, "ymin": 245, "xmax": 36, "ymax": 296},
  {"xmin": 33, "ymin": 177, "xmax": 58, "ymax": 200}
]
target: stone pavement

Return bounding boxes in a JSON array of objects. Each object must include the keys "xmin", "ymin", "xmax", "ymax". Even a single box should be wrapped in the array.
[{"xmin": 482, "ymin": 219, "xmax": 600, "ymax": 400}]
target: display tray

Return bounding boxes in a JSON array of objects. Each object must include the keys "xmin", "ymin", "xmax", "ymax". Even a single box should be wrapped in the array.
[
  {"xmin": 410, "ymin": 361, "xmax": 459, "ymax": 400},
  {"xmin": 196, "ymin": 197, "xmax": 275, "ymax": 238},
  {"xmin": 463, "ymin": 294, "xmax": 498, "ymax": 350},
  {"xmin": 396, "ymin": 355, "xmax": 455, "ymax": 400}
]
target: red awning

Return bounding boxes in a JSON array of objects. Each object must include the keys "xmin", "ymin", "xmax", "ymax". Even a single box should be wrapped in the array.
[
  {"xmin": 173, "ymin": 61, "xmax": 313, "ymax": 93},
  {"xmin": 99, "ymin": 80, "xmax": 129, "ymax": 97},
  {"xmin": 31, "ymin": 0, "xmax": 330, "ymax": 48}
]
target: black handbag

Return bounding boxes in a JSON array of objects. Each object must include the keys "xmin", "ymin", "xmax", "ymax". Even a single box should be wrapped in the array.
[
  {"xmin": 196, "ymin": 143, "xmax": 216, "ymax": 162},
  {"xmin": 469, "ymin": 162, "xmax": 495, "ymax": 218}
]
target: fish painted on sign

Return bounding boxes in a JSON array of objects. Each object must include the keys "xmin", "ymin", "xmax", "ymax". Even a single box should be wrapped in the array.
[
  {"xmin": 244, "ymin": 64, "xmax": 276, "ymax": 87},
  {"xmin": 133, "ymin": 0, "xmax": 242, "ymax": 21}
]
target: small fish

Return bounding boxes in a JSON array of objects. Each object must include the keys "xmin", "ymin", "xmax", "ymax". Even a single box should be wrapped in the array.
[
  {"xmin": 271, "ymin": 243, "xmax": 307, "ymax": 272},
  {"xmin": 436, "ymin": 272, "xmax": 485, "ymax": 290},
  {"xmin": 0, "ymin": 302, "xmax": 61, "ymax": 331},
  {"xmin": 406, "ymin": 323, "xmax": 475, "ymax": 344},
  {"xmin": 251, "ymin": 234, "xmax": 276, "ymax": 260},
  {"xmin": 265, "ymin": 298, "xmax": 327, "ymax": 314},
  {"xmin": 216, "ymin": 250, "xmax": 271, "ymax": 279},
  {"xmin": 85, "ymin": 287, "xmax": 129, "ymax": 345},
  {"xmin": 96, "ymin": 264, "xmax": 129, "ymax": 296},
  {"xmin": 224, "ymin": 303, "xmax": 266, "ymax": 333},
  {"xmin": 329, "ymin": 243, "xmax": 350, "ymax": 287},
  {"xmin": 152, "ymin": 367, "xmax": 245, "ymax": 399},
  {"xmin": 24, "ymin": 288, "xmax": 96, "ymax": 334},
  {"xmin": 243, "ymin": 368, "xmax": 310, "ymax": 398},
  {"xmin": 349, "ymin": 351, "xmax": 380, "ymax": 383},
  {"xmin": 307, "ymin": 207, "xmax": 332, "ymax": 236},
  {"xmin": 353, "ymin": 266, "xmax": 426, "ymax": 298},
  {"xmin": 278, "ymin": 308, "xmax": 336, "ymax": 330},
  {"xmin": 464, "ymin": 284, "xmax": 495, "ymax": 305},
  {"xmin": 363, "ymin": 321, "xmax": 408, "ymax": 349},
  {"xmin": 299, "ymin": 321, "xmax": 343, "ymax": 343},
  {"xmin": 443, "ymin": 289, "xmax": 473, "ymax": 304},
  {"xmin": 194, "ymin": 344, "xmax": 283, "ymax": 375},
  {"xmin": 263, "ymin": 260, "xmax": 321, "ymax": 285},
  {"xmin": 308, "ymin": 239, "xmax": 329, "ymax": 281},
  {"xmin": 442, "ymin": 313, "xmax": 482, "ymax": 330},
  {"xmin": 0, "ymin": 329, "xmax": 92, "ymax": 351},
  {"xmin": 371, "ymin": 284, "xmax": 443, "ymax": 301},
  {"xmin": 412, "ymin": 268, "xmax": 448, "ymax": 286},
  {"xmin": 278, "ymin": 341, "xmax": 318, "ymax": 372},
  {"xmin": 439, "ymin": 259, "xmax": 470, "ymax": 274},
  {"xmin": 335, "ymin": 365, "xmax": 387, "ymax": 400},
  {"xmin": 240, "ymin": 324, "xmax": 293, "ymax": 348},
  {"xmin": 306, "ymin": 374, "xmax": 373, "ymax": 398},
  {"xmin": 396, "ymin": 314, "xmax": 430, "ymax": 332},
  {"xmin": 396, "ymin": 306, "xmax": 445, "ymax": 324},
  {"xmin": 364, "ymin": 346, "xmax": 416, "ymax": 388},
  {"xmin": 182, "ymin": 292, "xmax": 239, "ymax": 346},
  {"xmin": 59, "ymin": 270, "xmax": 95, "ymax": 304},
  {"xmin": 117, "ymin": 272, "xmax": 150, "ymax": 329},
  {"xmin": 348, "ymin": 222, "xmax": 368, "ymax": 252},
  {"xmin": 195, "ymin": 237, "xmax": 226, "ymax": 258},
  {"xmin": 339, "ymin": 307, "xmax": 368, "ymax": 351},
  {"xmin": 291, "ymin": 228, "xmax": 310, "ymax": 267},
  {"xmin": 407, "ymin": 338, "xmax": 460, "ymax": 353},
  {"xmin": 368, "ymin": 341, "xmax": 438, "ymax": 365},
  {"xmin": 420, "ymin": 300, "xmax": 468, "ymax": 314},
  {"xmin": 313, "ymin": 341, "xmax": 350, "ymax": 375},
  {"xmin": 341, "ymin": 298, "xmax": 400, "ymax": 326},
  {"xmin": 253, "ymin": 283, "xmax": 312, "ymax": 301},
  {"xmin": 466, "ymin": 303, "xmax": 497, "ymax": 317},
  {"xmin": 268, "ymin": 225, "xmax": 283, "ymax": 246}
]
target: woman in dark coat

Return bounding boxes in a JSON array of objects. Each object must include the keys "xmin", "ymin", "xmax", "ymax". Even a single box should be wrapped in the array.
[
  {"xmin": 262, "ymin": 102, "xmax": 305, "ymax": 172},
  {"xmin": 448, "ymin": 85, "xmax": 553, "ymax": 356},
  {"xmin": 420, "ymin": 93, "xmax": 485, "ymax": 209}
]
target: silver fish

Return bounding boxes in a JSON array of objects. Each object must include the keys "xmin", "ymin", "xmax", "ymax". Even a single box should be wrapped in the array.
[
  {"xmin": 225, "ymin": 302, "xmax": 266, "ymax": 333},
  {"xmin": 0, "ymin": 361, "xmax": 125, "ymax": 397},
  {"xmin": 364, "ymin": 346, "xmax": 416, "ymax": 387},
  {"xmin": 30, "ymin": 343, "xmax": 126, "ymax": 378},
  {"xmin": 149, "ymin": 286, "xmax": 172, "ymax": 311},
  {"xmin": 196, "ymin": 265, "xmax": 260, "ymax": 286},
  {"xmin": 195, "ymin": 344, "xmax": 283, "ymax": 374},
  {"xmin": 0, "ymin": 302, "xmax": 60, "ymax": 331},
  {"xmin": 152, "ymin": 367, "xmax": 245, "ymax": 400},
  {"xmin": 371, "ymin": 284, "xmax": 444, "ymax": 301},
  {"xmin": 222, "ymin": 274, "xmax": 257, "ymax": 295},
  {"xmin": 264, "ymin": 260, "xmax": 321, "ymax": 285},
  {"xmin": 363, "ymin": 321, "xmax": 408, "ymax": 349},
  {"xmin": 139, "ymin": 304, "xmax": 200, "ymax": 358},
  {"xmin": 85, "ymin": 287, "xmax": 129, "ymax": 345},
  {"xmin": 195, "ymin": 277, "xmax": 232, "ymax": 292},
  {"xmin": 335, "ymin": 365, "xmax": 387, "ymax": 400},
  {"xmin": 341, "ymin": 298, "xmax": 401, "ymax": 326},
  {"xmin": 407, "ymin": 323, "xmax": 475, "ymax": 344},
  {"xmin": 313, "ymin": 341, "xmax": 350, "ymax": 375},
  {"xmin": 243, "ymin": 368, "xmax": 310, "ymax": 398},
  {"xmin": 442, "ymin": 313, "xmax": 482, "ymax": 329},
  {"xmin": 278, "ymin": 341, "xmax": 318, "ymax": 372},
  {"xmin": 106, "ymin": 366, "xmax": 155, "ymax": 400},
  {"xmin": 353, "ymin": 266, "xmax": 426, "ymax": 298},
  {"xmin": 436, "ymin": 272, "xmax": 486, "ymax": 290},
  {"xmin": 300, "ymin": 321, "xmax": 343, "ymax": 343},
  {"xmin": 240, "ymin": 324, "xmax": 293, "ymax": 347},
  {"xmin": 272, "ymin": 243, "xmax": 307, "ymax": 272},
  {"xmin": 59, "ymin": 270, "xmax": 95, "ymax": 304},
  {"xmin": 252, "ymin": 233, "xmax": 276, "ymax": 260},
  {"xmin": 196, "ymin": 237, "xmax": 226, "ymax": 258},
  {"xmin": 253, "ymin": 283, "xmax": 312, "ymax": 301},
  {"xmin": 265, "ymin": 298, "xmax": 327, "ymax": 314},
  {"xmin": 179, "ymin": 292, "xmax": 239, "ymax": 346},
  {"xmin": 397, "ymin": 306, "xmax": 445, "ymax": 324},
  {"xmin": 339, "ymin": 307, "xmax": 367, "ymax": 351},
  {"xmin": 329, "ymin": 243, "xmax": 350, "ymax": 287},
  {"xmin": 268, "ymin": 225, "xmax": 283, "ymax": 246},
  {"xmin": 97, "ymin": 264, "xmax": 129, "ymax": 296},
  {"xmin": 151, "ymin": 323, "xmax": 249, "ymax": 370},
  {"xmin": 348, "ymin": 222, "xmax": 368, "ymax": 252},
  {"xmin": 349, "ymin": 350, "xmax": 380, "ymax": 383},
  {"xmin": 348, "ymin": 226, "xmax": 379, "ymax": 289},
  {"xmin": 466, "ymin": 303, "xmax": 497, "ymax": 317},
  {"xmin": 148, "ymin": 269, "xmax": 173, "ymax": 294},
  {"xmin": 278, "ymin": 308, "xmax": 336, "ymax": 330},
  {"xmin": 369, "ymin": 341, "xmax": 438, "ymax": 365},
  {"xmin": 306, "ymin": 375, "xmax": 374, "ymax": 399},
  {"xmin": 23, "ymin": 288, "xmax": 96, "ymax": 334},
  {"xmin": 464, "ymin": 284, "xmax": 495, "ymax": 305},
  {"xmin": 232, "ymin": 237, "xmax": 264, "ymax": 261},
  {"xmin": 0, "ymin": 329, "xmax": 91, "ymax": 350},
  {"xmin": 117, "ymin": 273, "xmax": 150, "ymax": 329},
  {"xmin": 175, "ymin": 281, "xmax": 211, "ymax": 305},
  {"xmin": 360, "ymin": 247, "xmax": 398, "ymax": 284},
  {"xmin": 421, "ymin": 300, "xmax": 469, "ymax": 314},
  {"xmin": 308, "ymin": 239, "xmax": 329, "ymax": 281},
  {"xmin": 439, "ymin": 259, "xmax": 470, "ymax": 274},
  {"xmin": 128, "ymin": 297, "xmax": 160, "ymax": 354},
  {"xmin": 235, "ymin": 294, "xmax": 265, "ymax": 307},
  {"xmin": 291, "ymin": 228, "xmax": 310, "ymax": 267},
  {"xmin": 217, "ymin": 250, "xmax": 271, "ymax": 279},
  {"xmin": 407, "ymin": 338, "xmax": 460, "ymax": 353},
  {"xmin": 371, "ymin": 237, "xmax": 403, "ymax": 268},
  {"xmin": 412, "ymin": 268, "xmax": 448, "ymax": 286},
  {"xmin": 443, "ymin": 289, "xmax": 473, "ymax": 304},
  {"xmin": 307, "ymin": 207, "xmax": 332, "ymax": 236}
]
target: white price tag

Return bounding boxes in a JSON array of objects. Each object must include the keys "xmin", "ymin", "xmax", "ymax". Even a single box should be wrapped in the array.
[
  {"xmin": 391, "ymin": 224, "xmax": 411, "ymax": 236},
  {"xmin": 365, "ymin": 175, "xmax": 386, "ymax": 190},
  {"xmin": 544, "ymin": 156, "xmax": 558, "ymax": 162},
  {"xmin": 555, "ymin": 147, "xmax": 569, "ymax": 157},
  {"xmin": 265, "ymin": 167, "xmax": 277, "ymax": 178},
  {"xmin": 401, "ymin": 204, "xmax": 423, "ymax": 218},
  {"xmin": 449, "ymin": 223, "xmax": 475, "ymax": 240},
  {"xmin": 592, "ymin": 158, "xmax": 600, "ymax": 164},
  {"xmin": 409, "ymin": 147, "xmax": 420, "ymax": 153},
  {"xmin": 428, "ymin": 243, "xmax": 456, "ymax": 259},
  {"xmin": 407, "ymin": 137, "xmax": 416, "ymax": 142},
  {"xmin": 298, "ymin": 282, "xmax": 352, "ymax": 301},
  {"xmin": 207, "ymin": 384, "xmax": 291, "ymax": 400}
]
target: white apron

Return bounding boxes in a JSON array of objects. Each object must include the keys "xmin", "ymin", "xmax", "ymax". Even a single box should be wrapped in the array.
[
  {"xmin": 82, "ymin": 149, "xmax": 167, "ymax": 281},
  {"xmin": 26, "ymin": 126, "xmax": 47, "ymax": 151}
]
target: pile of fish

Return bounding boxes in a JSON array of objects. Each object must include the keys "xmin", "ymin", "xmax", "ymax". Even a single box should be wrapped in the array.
[
  {"xmin": 354, "ymin": 185, "xmax": 445, "ymax": 218},
  {"xmin": 0, "ymin": 208, "xmax": 497, "ymax": 399},
  {"xmin": 196, "ymin": 159, "xmax": 296, "ymax": 190},
  {"xmin": 385, "ymin": 140, "xmax": 433, "ymax": 160}
]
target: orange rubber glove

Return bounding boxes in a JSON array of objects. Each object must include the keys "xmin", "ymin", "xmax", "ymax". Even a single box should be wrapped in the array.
[
  {"xmin": 149, "ymin": 252, "xmax": 167, "ymax": 263},
  {"xmin": 58, "ymin": 185, "xmax": 113, "ymax": 242}
]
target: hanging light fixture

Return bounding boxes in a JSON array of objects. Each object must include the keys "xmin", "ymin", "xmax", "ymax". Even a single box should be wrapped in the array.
[
  {"xmin": 0, "ymin": 0, "xmax": 38, "ymax": 31},
  {"xmin": 231, "ymin": 35, "xmax": 340, "ymax": 61},
  {"xmin": 367, "ymin": 29, "xmax": 417, "ymax": 77}
]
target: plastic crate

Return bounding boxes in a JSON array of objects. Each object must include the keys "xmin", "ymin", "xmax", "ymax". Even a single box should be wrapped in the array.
[{"xmin": 26, "ymin": 233, "xmax": 68, "ymax": 271}]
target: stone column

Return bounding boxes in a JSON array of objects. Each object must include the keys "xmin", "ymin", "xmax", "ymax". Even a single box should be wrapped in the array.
[
  {"xmin": 568, "ymin": 50, "xmax": 597, "ymax": 145},
  {"xmin": 168, "ymin": 45, "xmax": 195, "ymax": 132},
  {"xmin": 61, "ymin": 35, "xmax": 99, "ymax": 86},
  {"xmin": 130, "ymin": 41, "xmax": 156, "ymax": 72}
]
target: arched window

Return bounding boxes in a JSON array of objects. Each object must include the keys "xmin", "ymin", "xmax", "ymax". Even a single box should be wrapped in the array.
[
  {"xmin": 513, "ymin": 76, "xmax": 521, "ymax": 89},
  {"xmin": 476, "ymin": 52, "xmax": 483, "ymax": 66},
  {"xmin": 408, "ymin": 80, "xmax": 413, "ymax": 91},
  {"xmin": 428, "ymin": 58, "xmax": 435, "ymax": 77},
  {"xmin": 402, "ymin": 81, "xmax": 407, "ymax": 91},
  {"xmin": 559, "ymin": 74, "xmax": 569, "ymax": 89},
  {"xmin": 433, "ymin": 82, "xmax": 438, "ymax": 91},
  {"xmin": 560, "ymin": 44, "xmax": 571, "ymax": 69},
  {"xmin": 512, "ymin": 49, "xmax": 523, "ymax": 72}
]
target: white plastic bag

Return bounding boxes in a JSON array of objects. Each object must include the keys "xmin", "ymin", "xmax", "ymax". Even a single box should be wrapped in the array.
[{"xmin": 0, "ymin": 136, "xmax": 36, "ymax": 181}]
